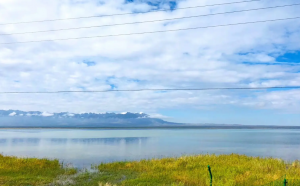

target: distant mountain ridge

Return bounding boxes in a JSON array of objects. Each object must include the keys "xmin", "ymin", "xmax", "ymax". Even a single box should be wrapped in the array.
[
  {"xmin": 0, "ymin": 110, "xmax": 149, "ymax": 119},
  {"xmin": 2, "ymin": 110, "xmax": 299, "ymax": 129},
  {"xmin": 0, "ymin": 109, "xmax": 181, "ymax": 127}
]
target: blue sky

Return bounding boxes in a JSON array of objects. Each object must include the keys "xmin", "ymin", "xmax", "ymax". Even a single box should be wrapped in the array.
[
  {"xmin": 160, "ymin": 105, "xmax": 300, "ymax": 125},
  {"xmin": 0, "ymin": 0, "xmax": 300, "ymax": 125}
]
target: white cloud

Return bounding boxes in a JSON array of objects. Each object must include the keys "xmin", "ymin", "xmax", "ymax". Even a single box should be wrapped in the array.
[
  {"xmin": 246, "ymin": 89, "xmax": 300, "ymax": 111},
  {"xmin": 0, "ymin": 0, "xmax": 299, "ymax": 117},
  {"xmin": 9, "ymin": 112, "xmax": 16, "ymax": 116},
  {"xmin": 148, "ymin": 113, "xmax": 170, "ymax": 119},
  {"xmin": 41, "ymin": 112, "xmax": 54, "ymax": 117}
]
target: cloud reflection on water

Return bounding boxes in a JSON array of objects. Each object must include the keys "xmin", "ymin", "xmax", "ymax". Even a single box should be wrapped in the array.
[{"xmin": 0, "ymin": 137, "xmax": 148, "ymax": 145}]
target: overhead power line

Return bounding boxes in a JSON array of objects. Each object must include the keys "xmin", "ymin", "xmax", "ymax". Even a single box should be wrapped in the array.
[
  {"xmin": 1, "ymin": 3, "xmax": 299, "ymax": 36},
  {"xmin": 1, "ymin": 16, "xmax": 300, "ymax": 45},
  {"xmin": 0, "ymin": 0, "xmax": 260, "ymax": 26},
  {"xmin": 1, "ymin": 86, "xmax": 300, "ymax": 94}
]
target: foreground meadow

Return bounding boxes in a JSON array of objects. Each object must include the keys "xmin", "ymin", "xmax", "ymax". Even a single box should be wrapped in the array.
[
  {"xmin": 1, "ymin": 154, "xmax": 300, "ymax": 185},
  {"xmin": 0, "ymin": 154, "xmax": 76, "ymax": 186},
  {"xmin": 89, "ymin": 154, "xmax": 300, "ymax": 186}
]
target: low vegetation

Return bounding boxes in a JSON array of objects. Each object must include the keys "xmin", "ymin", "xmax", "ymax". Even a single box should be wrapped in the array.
[
  {"xmin": 0, "ymin": 154, "xmax": 77, "ymax": 186},
  {"xmin": 91, "ymin": 154, "xmax": 300, "ymax": 186},
  {"xmin": 1, "ymin": 153, "xmax": 300, "ymax": 185}
]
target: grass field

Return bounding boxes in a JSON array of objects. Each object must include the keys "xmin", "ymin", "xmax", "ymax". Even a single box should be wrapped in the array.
[
  {"xmin": 91, "ymin": 154, "xmax": 300, "ymax": 186},
  {"xmin": 0, "ymin": 154, "xmax": 77, "ymax": 186},
  {"xmin": 0, "ymin": 153, "xmax": 300, "ymax": 186}
]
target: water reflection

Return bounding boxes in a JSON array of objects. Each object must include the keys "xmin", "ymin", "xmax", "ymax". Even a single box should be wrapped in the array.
[
  {"xmin": 11, "ymin": 138, "xmax": 41, "ymax": 144},
  {"xmin": 50, "ymin": 138, "xmax": 68, "ymax": 144},
  {"xmin": 0, "ymin": 137, "xmax": 148, "ymax": 145},
  {"xmin": 0, "ymin": 129, "xmax": 299, "ymax": 168},
  {"xmin": 70, "ymin": 137, "xmax": 148, "ymax": 145}
]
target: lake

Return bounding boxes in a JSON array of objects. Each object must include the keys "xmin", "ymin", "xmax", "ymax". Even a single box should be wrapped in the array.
[{"xmin": 0, "ymin": 129, "xmax": 300, "ymax": 168}]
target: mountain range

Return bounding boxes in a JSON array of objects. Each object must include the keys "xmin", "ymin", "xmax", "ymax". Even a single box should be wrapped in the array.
[
  {"xmin": 1, "ymin": 110, "xmax": 299, "ymax": 129},
  {"xmin": 0, "ymin": 109, "xmax": 181, "ymax": 127}
]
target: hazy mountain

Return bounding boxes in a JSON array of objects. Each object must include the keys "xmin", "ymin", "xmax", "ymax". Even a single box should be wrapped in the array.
[
  {"xmin": 0, "ymin": 110, "xmax": 182, "ymax": 127},
  {"xmin": 2, "ymin": 110, "xmax": 299, "ymax": 129}
]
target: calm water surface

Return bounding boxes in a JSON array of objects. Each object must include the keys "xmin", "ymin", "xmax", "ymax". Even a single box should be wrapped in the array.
[{"xmin": 0, "ymin": 129, "xmax": 300, "ymax": 168}]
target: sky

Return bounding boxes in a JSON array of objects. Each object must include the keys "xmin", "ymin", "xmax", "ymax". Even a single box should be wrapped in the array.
[{"xmin": 0, "ymin": 0, "xmax": 300, "ymax": 125}]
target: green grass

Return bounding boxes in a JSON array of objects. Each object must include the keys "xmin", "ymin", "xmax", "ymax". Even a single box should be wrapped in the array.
[
  {"xmin": 90, "ymin": 154, "xmax": 300, "ymax": 186},
  {"xmin": 0, "ymin": 154, "xmax": 77, "ymax": 186},
  {"xmin": 1, "ymin": 153, "xmax": 300, "ymax": 186}
]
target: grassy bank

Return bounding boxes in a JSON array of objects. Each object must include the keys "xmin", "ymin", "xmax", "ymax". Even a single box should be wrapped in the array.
[
  {"xmin": 1, "ymin": 154, "xmax": 300, "ymax": 186},
  {"xmin": 0, "ymin": 154, "xmax": 77, "ymax": 186},
  {"xmin": 78, "ymin": 154, "xmax": 300, "ymax": 186}
]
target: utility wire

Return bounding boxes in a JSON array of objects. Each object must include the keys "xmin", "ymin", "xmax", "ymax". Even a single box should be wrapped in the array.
[
  {"xmin": 1, "ymin": 16, "xmax": 299, "ymax": 45},
  {"xmin": 0, "ymin": 0, "xmax": 260, "ymax": 25},
  {"xmin": 1, "ymin": 86, "xmax": 300, "ymax": 94},
  {"xmin": 1, "ymin": 3, "xmax": 299, "ymax": 36}
]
